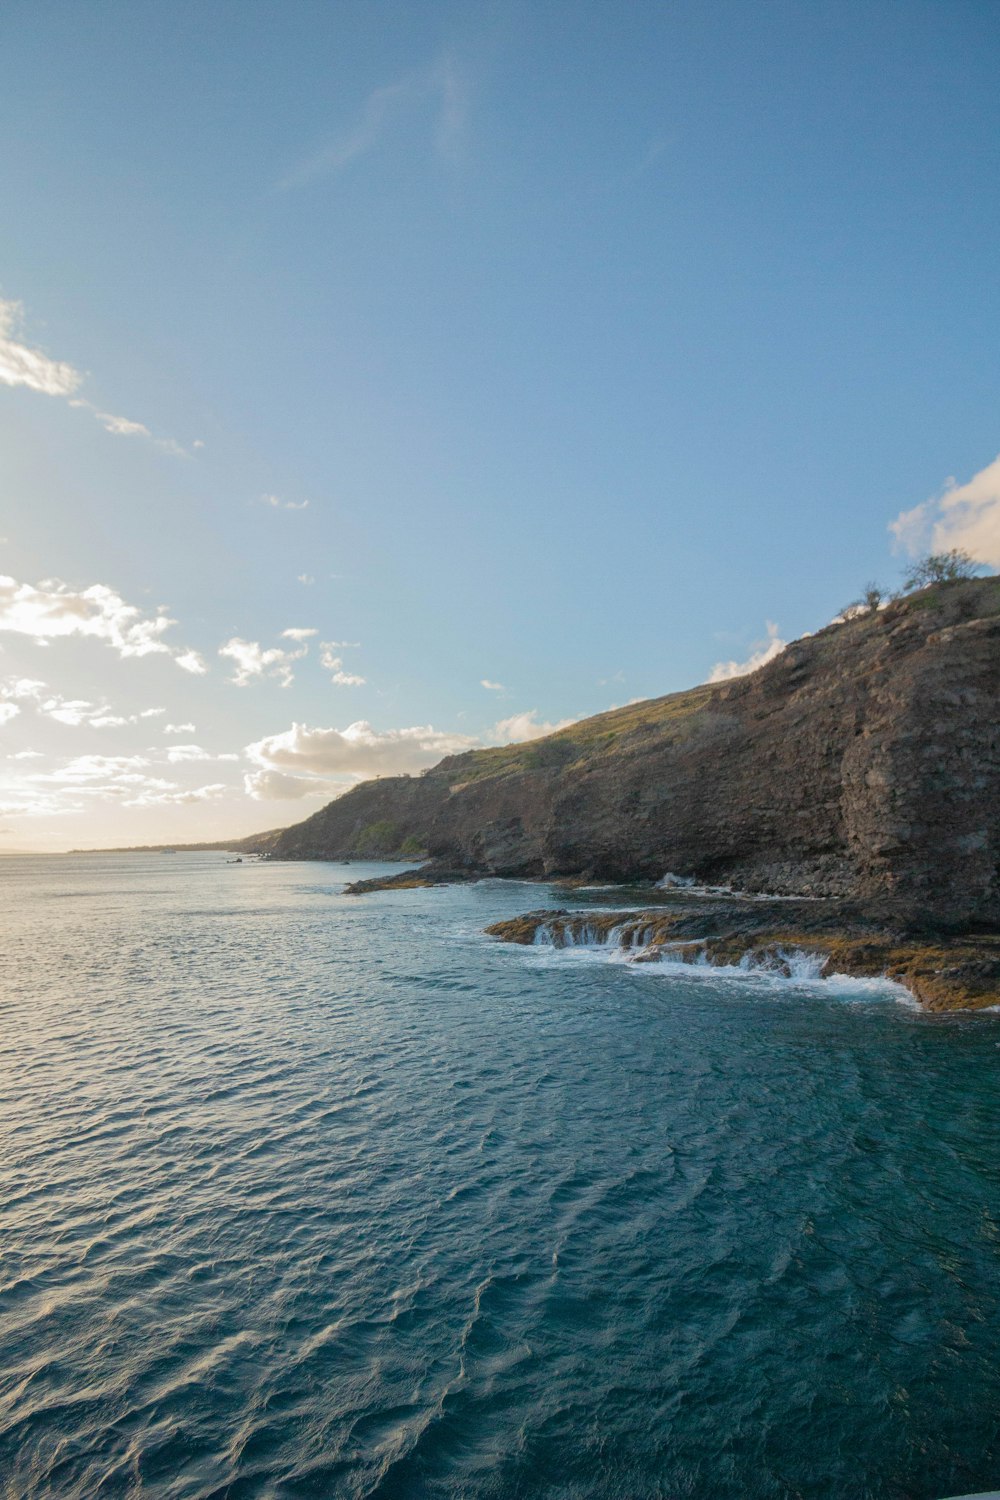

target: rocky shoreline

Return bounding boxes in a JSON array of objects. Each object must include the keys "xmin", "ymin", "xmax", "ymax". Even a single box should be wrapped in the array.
[
  {"xmin": 249, "ymin": 576, "xmax": 1000, "ymax": 1011},
  {"xmin": 483, "ymin": 893, "xmax": 1000, "ymax": 1012},
  {"xmin": 339, "ymin": 867, "xmax": 1000, "ymax": 1011}
]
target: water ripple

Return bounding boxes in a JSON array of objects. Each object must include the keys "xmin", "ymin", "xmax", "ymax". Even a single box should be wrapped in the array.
[{"xmin": 0, "ymin": 853, "xmax": 999, "ymax": 1498}]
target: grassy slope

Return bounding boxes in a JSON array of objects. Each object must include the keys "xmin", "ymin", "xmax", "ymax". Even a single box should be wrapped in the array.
[{"xmin": 434, "ymin": 683, "xmax": 718, "ymax": 787}]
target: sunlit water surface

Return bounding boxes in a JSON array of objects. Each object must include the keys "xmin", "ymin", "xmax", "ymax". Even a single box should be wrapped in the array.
[{"xmin": 1, "ymin": 853, "xmax": 999, "ymax": 1500}]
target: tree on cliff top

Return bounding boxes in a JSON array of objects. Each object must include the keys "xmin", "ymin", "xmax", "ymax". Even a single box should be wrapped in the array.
[
  {"xmin": 902, "ymin": 549, "xmax": 978, "ymax": 591},
  {"xmin": 840, "ymin": 581, "xmax": 887, "ymax": 618}
]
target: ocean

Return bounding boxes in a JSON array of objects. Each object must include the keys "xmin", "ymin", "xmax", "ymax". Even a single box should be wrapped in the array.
[{"xmin": 1, "ymin": 852, "xmax": 998, "ymax": 1499}]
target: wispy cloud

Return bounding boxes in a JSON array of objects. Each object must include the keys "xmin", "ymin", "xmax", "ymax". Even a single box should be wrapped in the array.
[
  {"xmin": 890, "ymin": 453, "xmax": 1000, "ymax": 568},
  {"xmin": 708, "ymin": 622, "xmax": 786, "ymax": 683},
  {"xmin": 164, "ymin": 722, "xmax": 196, "ymax": 735},
  {"xmin": 282, "ymin": 626, "xmax": 317, "ymax": 641},
  {"xmin": 1, "ymin": 678, "xmax": 180, "ymax": 729},
  {"xmin": 0, "ymin": 573, "xmax": 207, "ymax": 672},
  {"xmin": 0, "ymin": 297, "xmax": 188, "ymax": 454},
  {"xmin": 297, "ymin": 573, "xmax": 316, "ymax": 585},
  {"xmin": 481, "ymin": 678, "xmax": 505, "ymax": 692},
  {"xmin": 278, "ymin": 54, "xmax": 467, "ymax": 191},
  {"xmin": 0, "ymin": 752, "xmax": 232, "ymax": 816}
]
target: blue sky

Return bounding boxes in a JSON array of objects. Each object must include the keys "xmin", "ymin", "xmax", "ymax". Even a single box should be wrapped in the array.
[{"xmin": 1, "ymin": 0, "xmax": 999, "ymax": 847}]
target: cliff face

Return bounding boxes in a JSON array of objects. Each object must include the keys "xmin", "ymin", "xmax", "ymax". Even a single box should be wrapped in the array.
[{"xmin": 265, "ymin": 579, "xmax": 1000, "ymax": 931}]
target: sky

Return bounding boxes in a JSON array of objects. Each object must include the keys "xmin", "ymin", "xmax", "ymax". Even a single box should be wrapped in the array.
[{"xmin": 1, "ymin": 0, "xmax": 999, "ymax": 849}]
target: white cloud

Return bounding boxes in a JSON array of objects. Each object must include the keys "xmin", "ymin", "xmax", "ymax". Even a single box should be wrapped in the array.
[
  {"xmin": 329, "ymin": 665, "xmax": 366, "ymax": 686},
  {"xmin": 164, "ymin": 783, "xmax": 228, "ymax": 806},
  {"xmin": 95, "ymin": 411, "xmax": 151, "ymax": 438},
  {"xmin": 0, "ymin": 572, "xmax": 204, "ymax": 670},
  {"xmin": 76, "ymin": 399, "xmax": 188, "ymax": 455},
  {"xmin": 219, "ymin": 635, "xmax": 307, "ymax": 687},
  {"xmin": 41, "ymin": 697, "xmax": 104, "ymax": 727},
  {"xmin": 261, "ymin": 493, "xmax": 309, "ymax": 511},
  {"xmin": 38, "ymin": 696, "xmax": 144, "ymax": 730},
  {"xmin": 165, "ymin": 744, "xmax": 212, "ymax": 763},
  {"xmin": 1, "ymin": 679, "xmax": 182, "ymax": 731},
  {"xmin": 708, "ymin": 621, "xmax": 787, "ymax": 683},
  {"xmin": 481, "ymin": 679, "xmax": 505, "ymax": 692},
  {"xmin": 164, "ymin": 722, "xmax": 196, "ymax": 734},
  {"xmin": 0, "ymin": 703, "xmax": 20, "ymax": 726},
  {"xmin": 161, "ymin": 745, "xmax": 238, "ymax": 766},
  {"xmin": 1, "ymin": 750, "xmax": 233, "ymax": 816},
  {"xmin": 0, "ymin": 298, "xmax": 186, "ymax": 454},
  {"xmin": 246, "ymin": 719, "xmax": 478, "ymax": 788},
  {"xmin": 0, "ymin": 298, "xmax": 82, "ymax": 397},
  {"xmin": 889, "ymin": 453, "xmax": 1000, "ymax": 568},
  {"xmin": 175, "ymin": 650, "xmax": 208, "ymax": 675},
  {"xmin": 244, "ymin": 768, "xmax": 338, "ymax": 801},
  {"xmin": 319, "ymin": 641, "xmax": 366, "ymax": 686},
  {"xmin": 34, "ymin": 753, "xmax": 150, "ymax": 783},
  {"xmin": 282, "ymin": 627, "xmax": 317, "ymax": 641},
  {"xmin": 297, "ymin": 573, "xmax": 315, "ymax": 585},
  {"xmin": 3, "ymin": 678, "xmax": 47, "ymax": 701},
  {"xmin": 490, "ymin": 710, "xmax": 577, "ymax": 744},
  {"xmin": 10, "ymin": 749, "xmax": 43, "ymax": 759},
  {"xmin": 319, "ymin": 641, "xmax": 365, "ymax": 686}
]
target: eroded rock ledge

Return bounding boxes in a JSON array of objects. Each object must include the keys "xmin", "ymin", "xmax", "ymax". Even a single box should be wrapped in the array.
[{"xmin": 484, "ymin": 896, "xmax": 1000, "ymax": 1013}]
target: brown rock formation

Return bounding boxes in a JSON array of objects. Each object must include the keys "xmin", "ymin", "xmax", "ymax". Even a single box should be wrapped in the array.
[
  {"xmin": 267, "ymin": 577, "xmax": 1000, "ymax": 932},
  {"xmin": 483, "ymin": 901, "xmax": 1000, "ymax": 1012}
]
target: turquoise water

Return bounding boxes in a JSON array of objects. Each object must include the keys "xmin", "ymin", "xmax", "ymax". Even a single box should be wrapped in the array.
[{"xmin": 1, "ymin": 853, "xmax": 999, "ymax": 1500}]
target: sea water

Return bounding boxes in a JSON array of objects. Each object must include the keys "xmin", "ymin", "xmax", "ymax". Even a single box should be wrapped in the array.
[{"xmin": 0, "ymin": 852, "xmax": 998, "ymax": 1500}]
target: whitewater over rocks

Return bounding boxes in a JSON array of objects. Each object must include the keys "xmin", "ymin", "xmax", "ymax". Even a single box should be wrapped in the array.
[{"xmin": 482, "ymin": 895, "xmax": 1000, "ymax": 1011}]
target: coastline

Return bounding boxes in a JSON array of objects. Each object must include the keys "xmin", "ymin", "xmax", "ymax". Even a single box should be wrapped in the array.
[
  {"xmin": 338, "ymin": 864, "xmax": 1000, "ymax": 1013},
  {"xmin": 483, "ymin": 898, "xmax": 1000, "ymax": 1013}
]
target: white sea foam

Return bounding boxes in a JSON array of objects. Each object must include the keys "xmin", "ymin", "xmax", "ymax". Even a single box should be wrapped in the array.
[{"xmin": 525, "ymin": 923, "xmax": 913, "ymax": 1002}]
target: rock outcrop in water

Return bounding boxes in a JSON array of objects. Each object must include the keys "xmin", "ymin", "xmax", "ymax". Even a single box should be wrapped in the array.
[
  {"xmin": 261, "ymin": 577, "xmax": 1000, "ymax": 934},
  {"xmin": 484, "ymin": 899, "xmax": 1000, "ymax": 1012}
]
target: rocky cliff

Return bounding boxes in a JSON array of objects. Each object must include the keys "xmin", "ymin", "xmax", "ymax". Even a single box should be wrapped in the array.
[{"xmin": 262, "ymin": 578, "xmax": 1000, "ymax": 933}]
